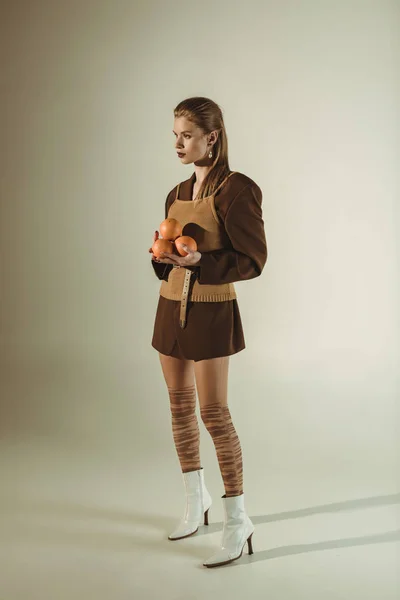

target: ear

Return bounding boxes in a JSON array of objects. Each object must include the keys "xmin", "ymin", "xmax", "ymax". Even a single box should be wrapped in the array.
[{"xmin": 208, "ymin": 130, "xmax": 218, "ymax": 145}]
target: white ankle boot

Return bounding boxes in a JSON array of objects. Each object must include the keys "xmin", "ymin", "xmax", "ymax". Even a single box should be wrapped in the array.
[
  {"xmin": 168, "ymin": 468, "xmax": 212, "ymax": 541},
  {"xmin": 203, "ymin": 493, "xmax": 254, "ymax": 567}
]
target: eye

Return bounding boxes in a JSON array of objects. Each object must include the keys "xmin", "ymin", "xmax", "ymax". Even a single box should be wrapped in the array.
[{"xmin": 184, "ymin": 135, "xmax": 191, "ymax": 139}]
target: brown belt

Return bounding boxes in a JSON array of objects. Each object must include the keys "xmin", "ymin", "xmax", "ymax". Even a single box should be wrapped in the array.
[{"xmin": 173, "ymin": 265, "xmax": 193, "ymax": 329}]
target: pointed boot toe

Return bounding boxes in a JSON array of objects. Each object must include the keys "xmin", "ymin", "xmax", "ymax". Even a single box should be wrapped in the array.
[{"xmin": 203, "ymin": 494, "xmax": 254, "ymax": 568}]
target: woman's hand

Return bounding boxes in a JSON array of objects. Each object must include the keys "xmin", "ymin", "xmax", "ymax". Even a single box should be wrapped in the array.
[
  {"xmin": 157, "ymin": 245, "xmax": 201, "ymax": 267},
  {"xmin": 148, "ymin": 231, "xmax": 160, "ymax": 260},
  {"xmin": 148, "ymin": 231, "xmax": 201, "ymax": 267}
]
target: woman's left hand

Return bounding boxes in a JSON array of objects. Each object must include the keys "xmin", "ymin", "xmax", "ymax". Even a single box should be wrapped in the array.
[{"xmin": 155, "ymin": 245, "xmax": 201, "ymax": 267}]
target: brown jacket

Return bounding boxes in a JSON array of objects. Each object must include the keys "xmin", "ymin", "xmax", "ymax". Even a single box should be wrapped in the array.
[{"xmin": 152, "ymin": 170, "xmax": 267, "ymax": 286}]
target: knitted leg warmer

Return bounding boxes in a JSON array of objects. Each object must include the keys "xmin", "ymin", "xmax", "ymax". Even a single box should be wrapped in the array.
[
  {"xmin": 200, "ymin": 403, "xmax": 243, "ymax": 497},
  {"xmin": 168, "ymin": 385, "xmax": 201, "ymax": 473}
]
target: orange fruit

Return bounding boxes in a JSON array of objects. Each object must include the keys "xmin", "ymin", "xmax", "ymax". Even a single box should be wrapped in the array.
[
  {"xmin": 175, "ymin": 236, "xmax": 197, "ymax": 256},
  {"xmin": 159, "ymin": 218, "xmax": 183, "ymax": 241},
  {"xmin": 152, "ymin": 238, "xmax": 174, "ymax": 258}
]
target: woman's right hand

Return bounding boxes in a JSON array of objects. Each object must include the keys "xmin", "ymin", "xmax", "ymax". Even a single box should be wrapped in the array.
[{"xmin": 149, "ymin": 231, "xmax": 160, "ymax": 261}]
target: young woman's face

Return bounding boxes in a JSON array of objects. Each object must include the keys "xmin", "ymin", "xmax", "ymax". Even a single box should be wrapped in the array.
[{"xmin": 173, "ymin": 116, "xmax": 215, "ymax": 164}]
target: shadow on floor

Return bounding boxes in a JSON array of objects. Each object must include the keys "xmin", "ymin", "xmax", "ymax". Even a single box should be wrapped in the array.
[{"xmin": 2, "ymin": 492, "xmax": 399, "ymax": 565}]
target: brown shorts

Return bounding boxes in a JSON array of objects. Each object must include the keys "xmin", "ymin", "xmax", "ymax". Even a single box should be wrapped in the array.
[{"xmin": 151, "ymin": 295, "xmax": 245, "ymax": 362}]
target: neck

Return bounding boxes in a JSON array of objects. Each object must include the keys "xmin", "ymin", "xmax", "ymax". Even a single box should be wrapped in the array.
[{"xmin": 193, "ymin": 164, "xmax": 213, "ymax": 186}]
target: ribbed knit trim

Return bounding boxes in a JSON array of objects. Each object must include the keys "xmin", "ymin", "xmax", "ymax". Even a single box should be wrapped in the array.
[{"xmin": 160, "ymin": 290, "xmax": 236, "ymax": 302}]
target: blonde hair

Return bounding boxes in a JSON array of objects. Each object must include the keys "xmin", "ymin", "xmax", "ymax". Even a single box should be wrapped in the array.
[{"xmin": 174, "ymin": 97, "xmax": 231, "ymax": 199}]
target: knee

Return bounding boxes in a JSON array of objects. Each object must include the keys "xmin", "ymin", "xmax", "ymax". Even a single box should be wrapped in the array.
[
  {"xmin": 200, "ymin": 403, "xmax": 226, "ymax": 433},
  {"xmin": 168, "ymin": 385, "xmax": 197, "ymax": 418}
]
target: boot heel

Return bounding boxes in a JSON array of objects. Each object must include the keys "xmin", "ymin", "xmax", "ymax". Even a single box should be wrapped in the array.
[
  {"xmin": 204, "ymin": 508, "xmax": 210, "ymax": 526},
  {"xmin": 247, "ymin": 533, "xmax": 254, "ymax": 555}
]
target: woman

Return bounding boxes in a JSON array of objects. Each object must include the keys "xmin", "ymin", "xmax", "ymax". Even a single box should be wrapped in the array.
[{"xmin": 149, "ymin": 97, "xmax": 267, "ymax": 568}]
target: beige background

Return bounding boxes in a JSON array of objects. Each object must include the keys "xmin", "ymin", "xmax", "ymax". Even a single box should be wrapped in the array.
[{"xmin": 1, "ymin": 1, "xmax": 399, "ymax": 599}]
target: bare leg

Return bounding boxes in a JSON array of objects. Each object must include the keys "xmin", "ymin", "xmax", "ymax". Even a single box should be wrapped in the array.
[
  {"xmin": 159, "ymin": 353, "xmax": 201, "ymax": 473},
  {"xmin": 194, "ymin": 356, "xmax": 243, "ymax": 497}
]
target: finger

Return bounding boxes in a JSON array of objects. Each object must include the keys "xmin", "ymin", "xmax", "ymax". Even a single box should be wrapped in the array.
[
  {"xmin": 161, "ymin": 253, "xmax": 181, "ymax": 263},
  {"xmin": 158, "ymin": 258, "xmax": 178, "ymax": 265},
  {"xmin": 162, "ymin": 252, "xmax": 180, "ymax": 260}
]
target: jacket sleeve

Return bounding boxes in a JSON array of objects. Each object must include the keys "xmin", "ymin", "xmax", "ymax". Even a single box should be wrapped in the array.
[
  {"xmin": 151, "ymin": 190, "xmax": 175, "ymax": 281},
  {"xmin": 197, "ymin": 183, "xmax": 267, "ymax": 285}
]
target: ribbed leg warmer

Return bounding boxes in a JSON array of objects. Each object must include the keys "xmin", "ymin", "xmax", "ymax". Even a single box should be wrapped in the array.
[
  {"xmin": 168, "ymin": 385, "xmax": 201, "ymax": 473},
  {"xmin": 200, "ymin": 403, "xmax": 243, "ymax": 497}
]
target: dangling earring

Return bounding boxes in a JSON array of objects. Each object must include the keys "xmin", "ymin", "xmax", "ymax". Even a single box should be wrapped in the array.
[{"xmin": 208, "ymin": 148, "xmax": 213, "ymax": 159}]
